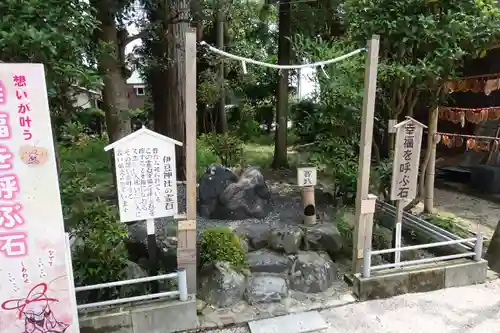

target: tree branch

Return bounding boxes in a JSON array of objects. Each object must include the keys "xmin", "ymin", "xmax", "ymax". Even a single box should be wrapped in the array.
[{"xmin": 120, "ymin": 30, "xmax": 149, "ymax": 56}]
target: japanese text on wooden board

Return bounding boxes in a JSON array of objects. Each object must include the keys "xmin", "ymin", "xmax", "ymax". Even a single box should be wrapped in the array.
[
  {"xmin": 0, "ymin": 64, "xmax": 79, "ymax": 333},
  {"xmin": 115, "ymin": 143, "xmax": 178, "ymax": 222},
  {"xmin": 390, "ymin": 121, "xmax": 423, "ymax": 201},
  {"xmin": 297, "ymin": 167, "xmax": 317, "ymax": 187}
]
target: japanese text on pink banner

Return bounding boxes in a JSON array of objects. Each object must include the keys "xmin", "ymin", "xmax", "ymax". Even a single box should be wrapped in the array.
[{"xmin": 0, "ymin": 75, "xmax": 27, "ymax": 259}]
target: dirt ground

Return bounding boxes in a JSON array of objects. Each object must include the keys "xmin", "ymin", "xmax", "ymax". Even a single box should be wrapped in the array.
[{"xmin": 413, "ymin": 188, "xmax": 500, "ymax": 239}]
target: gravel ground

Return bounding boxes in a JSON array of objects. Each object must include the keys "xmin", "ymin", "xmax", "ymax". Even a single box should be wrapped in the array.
[
  {"xmin": 153, "ymin": 182, "xmax": 334, "ymax": 236},
  {"xmin": 203, "ymin": 279, "xmax": 500, "ymax": 333},
  {"xmin": 414, "ymin": 187, "xmax": 500, "ymax": 239}
]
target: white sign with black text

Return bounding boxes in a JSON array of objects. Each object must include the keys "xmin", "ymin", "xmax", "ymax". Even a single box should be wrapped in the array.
[
  {"xmin": 390, "ymin": 118, "xmax": 426, "ymax": 201},
  {"xmin": 297, "ymin": 167, "xmax": 317, "ymax": 187},
  {"xmin": 105, "ymin": 126, "xmax": 183, "ymax": 223}
]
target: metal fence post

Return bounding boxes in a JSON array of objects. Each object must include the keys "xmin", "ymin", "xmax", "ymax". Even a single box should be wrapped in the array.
[
  {"xmin": 362, "ymin": 248, "xmax": 371, "ymax": 278},
  {"xmin": 474, "ymin": 232, "xmax": 483, "ymax": 261},
  {"xmin": 178, "ymin": 268, "xmax": 188, "ymax": 301}
]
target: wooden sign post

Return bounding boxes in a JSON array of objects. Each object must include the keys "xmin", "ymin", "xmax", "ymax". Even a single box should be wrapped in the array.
[
  {"xmin": 297, "ymin": 167, "xmax": 317, "ymax": 225},
  {"xmin": 178, "ymin": 28, "xmax": 198, "ymax": 294},
  {"xmin": 105, "ymin": 126, "xmax": 183, "ymax": 290},
  {"xmin": 352, "ymin": 35, "xmax": 380, "ymax": 273},
  {"xmin": 390, "ymin": 117, "xmax": 426, "ymax": 265}
]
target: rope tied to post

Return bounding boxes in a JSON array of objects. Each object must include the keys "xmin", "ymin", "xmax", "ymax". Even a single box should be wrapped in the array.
[{"xmin": 199, "ymin": 41, "xmax": 367, "ymax": 71}]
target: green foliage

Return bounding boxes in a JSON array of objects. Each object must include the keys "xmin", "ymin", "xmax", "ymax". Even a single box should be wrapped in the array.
[
  {"xmin": 199, "ymin": 132, "xmax": 244, "ymax": 167},
  {"xmin": 229, "ymin": 104, "xmax": 263, "ymax": 141},
  {"xmin": 59, "ymin": 135, "xmax": 128, "ymax": 292},
  {"xmin": 70, "ymin": 200, "xmax": 128, "ymax": 287},
  {"xmin": 336, "ymin": 212, "xmax": 354, "ymax": 242},
  {"xmin": 59, "ymin": 136, "xmax": 114, "ymax": 226},
  {"xmin": 345, "ymin": 0, "xmax": 500, "ymax": 116},
  {"xmin": 199, "ymin": 227, "xmax": 247, "ymax": 270},
  {"xmin": 422, "ymin": 212, "xmax": 470, "ymax": 238},
  {"xmin": 371, "ymin": 158, "xmax": 393, "ymax": 198},
  {"xmin": 197, "ymin": 138, "xmax": 221, "ymax": 177},
  {"xmin": 0, "ymin": 0, "xmax": 100, "ymax": 115},
  {"xmin": 59, "ymin": 121, "xmax": 90, "ymax": 145},
  {"xmin": 292, "ymin": 37, "xmax": 368, "ymax": 200}
]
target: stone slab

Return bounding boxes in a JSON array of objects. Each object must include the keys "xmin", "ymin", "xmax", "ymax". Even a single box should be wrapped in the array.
[
  {"xmin": 354, "ymin": 269, "xmax": 412, "ymax": 301},
  {"xmin": 131, "ymin": 296, "xmax": 198, "ymax": 333},
  {"xmin": 248, "ymin": 311, "xmax": 327, "ymax": 333},
  {"xmin": 444, "ymin": 259, "xmax": 487, "ymax": 288},
  {"xmin": 80, "ymin": 311, "xmax": 132, "ymax": 333},
  {"xmin": 353, "ymin": 259, "xmax": 486, "ymax": 301},
  {"xmin": 79, "ymin": 294, "xmax": 198, "ymax": 333}
]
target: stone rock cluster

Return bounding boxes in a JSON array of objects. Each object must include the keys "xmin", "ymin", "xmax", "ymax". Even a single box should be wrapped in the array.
[{"xmin": 198, "ymin": 223, "xmax": 346, "ymax": 308}]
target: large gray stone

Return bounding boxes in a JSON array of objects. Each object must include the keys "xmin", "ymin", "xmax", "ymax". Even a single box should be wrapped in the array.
[
  {"xmin": 198, "ymin": 165, "xmax": 272, "ymax": 220},
  {"xmin": 120, "ymin": 260, "xmax": 149, "ymax": 297},
  {"xmin": 487, "ymin": 220, "xmax": 500, "ymax": 273},
  {"xmin": 198, "ymin": 164, "xmax": 239, "ymax": 218},
  {"xmin": 125, "ymin": 221, "xmax": 177, "ymax": 273},
  {"xmin": 290, "ymin": 251, "xmax": 338, "ymax": 293},
  {"xmin": 304, "ymin": 223, "xmax": 344, "ymax": 258},
  {"xmin": 245, "ymin": 274, "xmax": 289, "ymax": 304},
  {"xmin": 269, "ymin": 225, "xmax": 303, "ymax": 254},
  {"xmin": 198, "ymin": 261, "xmax": 246, "ymax": 308},
  {"xmin": 236, "ymin": 224, "xmax": 271, "ymax": 250},
  {"xmin": 247, "ymin": 249, "xmax": 292, "ymax": 274}
]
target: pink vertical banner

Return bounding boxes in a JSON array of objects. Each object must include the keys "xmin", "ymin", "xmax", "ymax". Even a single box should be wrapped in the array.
[{"xmin": 0, "ymin": 64, "xmax": 79, "ymax": 333}]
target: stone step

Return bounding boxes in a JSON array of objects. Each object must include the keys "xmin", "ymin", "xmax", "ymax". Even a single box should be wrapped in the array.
[{"xmin": 248, "ymin": 311, "xmax": 327, "ymax": 333}]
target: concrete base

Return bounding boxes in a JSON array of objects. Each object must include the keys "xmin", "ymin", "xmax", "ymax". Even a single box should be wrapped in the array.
[
  {"xmin": 79, "ymin": 294, "xmax": 198, "ymax": 333},
  {"xmin": 353, "ymin": 259, "xmax": 487, "ymax": 301}
]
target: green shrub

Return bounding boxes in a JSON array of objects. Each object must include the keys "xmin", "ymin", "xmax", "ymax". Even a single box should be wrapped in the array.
[
  {"xmin": 199, "ymin": 227, "xmax": 247, "ymax": 270},
  {"xmin": 229, "ymin": 104, "xmax": 262, "ymax": 141},
  {"xmin": 70, "ymin": 200, "xmax": 128, "ymax": 302},
  {"xmin": 199, "ymin": 132, "xmax": 243, "ymax": 167},
  {"xmin": 197, "ymin": 138, "xmax": 220, "ymax": 177},
  {"xmin": 422, "ymin": 212, "xmax": 470, "ymax": 238},
  {"xmin": 59, "ymin": 135, "xmax": 129, "ymax": 302},
  {"xmin": 59, "ymin": 135, "xmax": 114, "ymax": 229}
]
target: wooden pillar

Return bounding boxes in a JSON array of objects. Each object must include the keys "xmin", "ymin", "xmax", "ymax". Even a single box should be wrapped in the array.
[
  {"xmin": 424, "ymin": 107, "xmax": 438, "ymax": 213},
  {"xmin": 352, "ymin": 35, "xmax": 380, "ymax": 273},
  {"xmin": 177, "ymin": 28, "xmax": 198, "ymax": 294},
  {"xmin": 302, "ymin": 186, "xmax": 316, "ymax": 225}
]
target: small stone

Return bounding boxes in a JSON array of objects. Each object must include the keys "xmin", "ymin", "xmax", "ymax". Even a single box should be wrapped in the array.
[
  {"xmin": 269, "ymin": 225, "xmax": 303, "ymax": 254},
  {"xmin": 236, "ymin": 224, "xmax": 271, "ymax": 250},
  {"xmin": 120, "ymin": 260, "xmax": 148, "ymax": 297},
  {"xmin": 198, "ymin": 261, "xmax": 246, "ymax": 308},
  {"xmin": 247, "ymin": 249, "xmax": 292, "ymax": 274},
  {"xmin": 165, "ymin": 236, "xmax": 178, "ymax": 247},
  {"xmin": 245, "ymin": 274, "xmax": 289, "ymax": 304},
  {"xmin": 196, "ymin": 299, "xmax": 208, "ymax": 313},
  {"xmin": 290, "ymin": 251, "xmax": 338, "ymax": 293},
  {"xmin": 304, "ymin": 223, "xmax": 345, "ymax": 258},
  {"xmin": 239, "ymin": 237, "xmax": 249, "ymax": 253}
]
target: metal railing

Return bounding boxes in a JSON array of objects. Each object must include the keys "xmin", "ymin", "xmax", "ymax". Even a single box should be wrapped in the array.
[
  {"xmin": 75, "ymin": 269, "xmax": 188, "ymax": 310},
  {"xmin": 375, "ymin": 199, "xmax": 475, "ymax": 251},
  {"xmin": 361, "ymin": 233, "xmax": 484, "ymax": 278}
]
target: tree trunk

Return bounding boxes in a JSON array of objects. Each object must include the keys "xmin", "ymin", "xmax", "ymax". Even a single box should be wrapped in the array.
[
  {"xmin": 272, "ymin": 0, "xmax": 291, "ymax": 169},
  {"xmin": 92, "ymin": 0, "xmax": 131, "ymax": 143},
  {"xmin": 424, "ymin": 107, "xmax": 438, "ymax": 213},
  {"xmin": 216, "ymin": 2, "xmax": 227, "ymax": 133},
  {"xmin": 164, "ymin": 0, "xmax": 189, "ymax": 180}
]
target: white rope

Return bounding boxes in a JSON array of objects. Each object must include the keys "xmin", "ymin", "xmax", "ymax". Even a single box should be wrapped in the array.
[{"xmin": 200, "ymin": 41, "xmax": 366, "ymax": 70}]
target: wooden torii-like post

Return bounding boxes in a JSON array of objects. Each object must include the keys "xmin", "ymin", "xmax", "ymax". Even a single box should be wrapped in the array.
[{"xmin": 352, "ymin": 35, "xmax": 380, "ymax": 274}]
